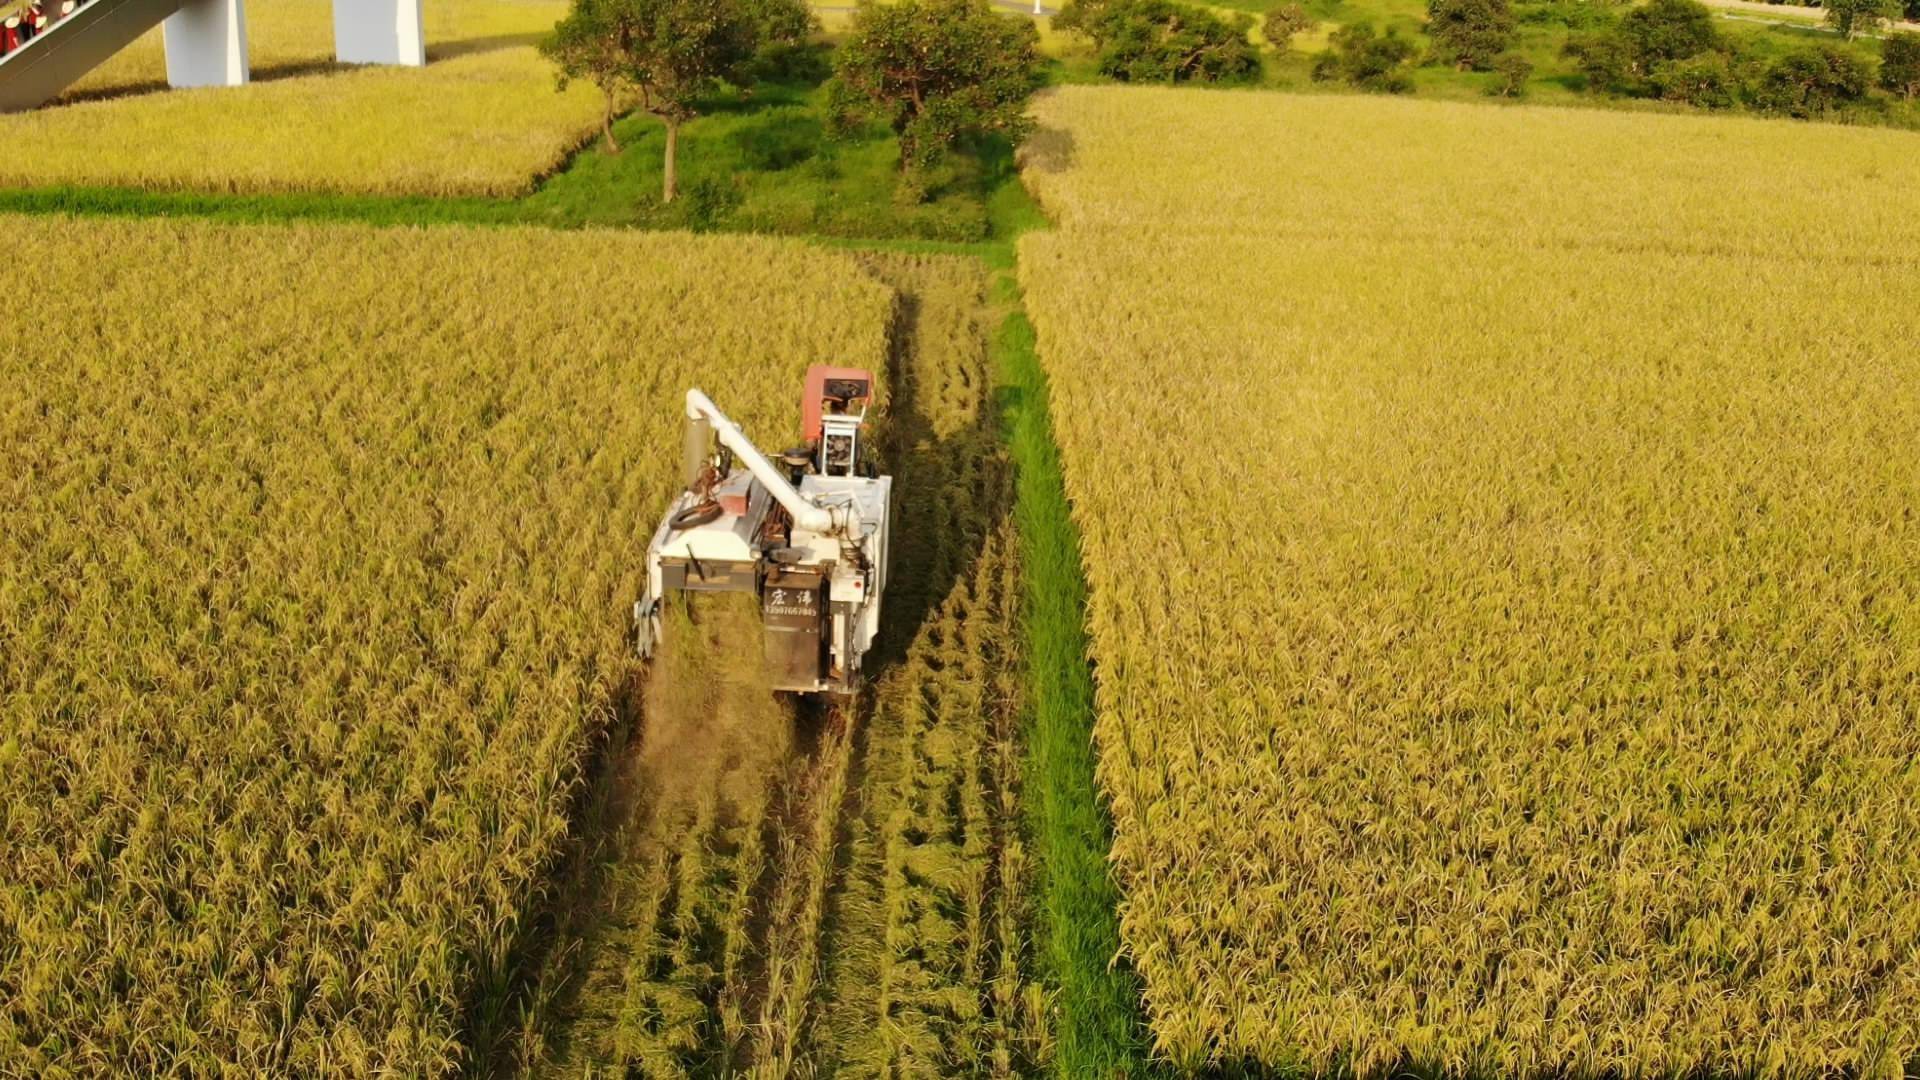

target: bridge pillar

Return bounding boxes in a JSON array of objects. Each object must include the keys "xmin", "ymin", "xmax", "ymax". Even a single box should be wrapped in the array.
[
  {"xmin": 332, "ymin": 0, "xmax": 422, "ymax": 67},
  {"xmin": 162, "ymin": 0, "xmax": 248, "ymax": 89}
]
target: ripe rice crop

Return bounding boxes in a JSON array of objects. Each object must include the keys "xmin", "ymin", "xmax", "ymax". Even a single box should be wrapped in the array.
[
  {"xmin": 1023, "ymin": 87, "xmax": 1920, "ymax": 258},
  {"xmin": 0, "ymin": 214, "xmax": 892, "ymax": 1075},
  {"xmin": 1019, "ymin": 85, "xmax": 1920, "ymax": 1077},
  {"xmin": 0, "ymin": 0, "xmax": 599, "ymax": 196}
]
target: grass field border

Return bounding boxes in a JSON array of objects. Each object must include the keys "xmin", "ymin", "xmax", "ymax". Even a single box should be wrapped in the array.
[
  {"xmin": 992, "ymin": 264, "xmax": 1153, "ymax": 1077},
  {"xmin": 825, "ymin": 183, "xmax": 1154, "ymax": 1074}
]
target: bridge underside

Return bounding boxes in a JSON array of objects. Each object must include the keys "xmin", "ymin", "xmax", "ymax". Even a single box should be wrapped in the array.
[{"xmin": 0, "ymin": 0, "xmax": 423, "ymax": 113}]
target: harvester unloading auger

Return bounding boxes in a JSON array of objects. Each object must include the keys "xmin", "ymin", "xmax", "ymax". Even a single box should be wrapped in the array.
[{"xmin": 635, "ymin": 366, "xmax": 892, "ymax": 696}]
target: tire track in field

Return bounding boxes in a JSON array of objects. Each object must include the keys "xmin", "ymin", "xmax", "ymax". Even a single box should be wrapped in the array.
[{"xmin": 501, "ymin": 253, "xmax": 1038, "ymax": 1079}]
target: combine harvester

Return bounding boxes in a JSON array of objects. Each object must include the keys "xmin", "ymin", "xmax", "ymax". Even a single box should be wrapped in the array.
[
  {"xmin": 637, "ymin": 367, "xmax": 892, "ymax": 696},
  {"xmin": 0, "ymin": 0, "xmax": 421, "ymax": 112}
]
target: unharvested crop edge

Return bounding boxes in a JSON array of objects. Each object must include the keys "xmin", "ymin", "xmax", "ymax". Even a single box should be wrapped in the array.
[{"xmin": 992, "ymin": 262, "xmax": 1152, "ymax": 1078}]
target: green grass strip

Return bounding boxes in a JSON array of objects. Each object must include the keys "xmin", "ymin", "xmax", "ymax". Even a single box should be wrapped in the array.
[{"xmin": 992, "ymin": 267, "xmax": 1152, "ymax": 1076}]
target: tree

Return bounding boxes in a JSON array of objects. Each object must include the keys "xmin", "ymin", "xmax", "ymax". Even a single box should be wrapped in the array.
[
  {"xmin": 541, "ymin": 0, "xmax": 638, "ymax": 154},
  {"xmin": 1485, "ymin": 51, "xmax": 1533, "ymax": 95},
  {"xmin": 1427, "ymin": 0, "xmax": 1515, "ymax": 70},
  {"xmin": 541, "ymin": 0, "xmax": 813, "ymax": 202},
  {"xmin": 1563, "ymin": 31, "xmax": 1635, "ymax": 91},
  {"xmin": 828, "ymin": 0, "xmax": 1043, "ymax": 175},
  {"xmin": 1825, "ymin": 0, "xmax": 1899, "ymax": 39},
  {"xmin": 1882, "ymin": 31, "xmax": 1920, "ymax": 97},
  {"xmin": 1265, "ymin": 2, "xmax": 1313, "ymax": 50},
  {"xmin": 1752, "ymin": 44, "xmax": 1871, "ymax": 115},
  {"xmin": 1311, "ymin": 23, "xmax": 1418, "ymax": 91},
  {"xmin": 1054, "ymin": 0, "xmax": 1261, "ymax": 82},
  {"xmin": 1617, "ymin": 0, "xmax": 1719, "ymax": 68},
  {"xmin": 1649, "ymin": 51, "xmax": 1743, "ymax": 107},
  {"xmin": 1564, "ymin": 0, "xmax": 1718, "ymax": 94}
]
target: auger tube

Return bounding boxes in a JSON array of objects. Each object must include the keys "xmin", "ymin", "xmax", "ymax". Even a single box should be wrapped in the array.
[{"xmin": 685, "ymin": 388, "xmax": 836, "ymax": 534}]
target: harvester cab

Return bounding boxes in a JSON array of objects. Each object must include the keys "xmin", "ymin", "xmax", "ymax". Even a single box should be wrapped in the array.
[{"xmin": 635, "ymin": 366, "xmax": 891, "ymax": 696}]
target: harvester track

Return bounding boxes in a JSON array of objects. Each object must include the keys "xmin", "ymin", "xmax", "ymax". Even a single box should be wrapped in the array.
[{"xmin": 502, "ymin": 252, "xmax": 1041, "ymax": 1079}]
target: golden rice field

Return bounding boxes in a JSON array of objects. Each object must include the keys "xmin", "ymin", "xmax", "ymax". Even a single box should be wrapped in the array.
[
  {"xmin": 0, "ymin": 214, "xmax": 891, "ymax": 1075},
  {"xmin": 1019, "ymin": 85, "xmax": 1920, "ymax": 1077},
  {"xmin": 0, "ymin": 0, "xmax": 599, "ymax": 196},
  {"xmin": 1022, "ymin": 87, "xmax": 1920, "ymax": 258}
]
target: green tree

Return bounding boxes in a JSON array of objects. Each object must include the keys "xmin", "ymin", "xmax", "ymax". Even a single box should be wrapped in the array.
[
  {"xmin": 1649, "ymin": 51, "xmax": 1743, "ymax": 107},
  {"xmin": 1486, "ymin": 51, "xmax": 1533, "ymax": 95},
  {"xmin": 1752, "ymin": 45, "xmax": 1871, "ymax": 115},
  {"xmin": 1265, "ymin": 2, "xmax": 1313, "ymax": 49},
  {"xmin": 1563, "ymin": 31, "xmax": 1635, "ymax": 91},
  {"xmin": 1882, "ymin": 31, "xmax": 1920, "ymax": 97},
  {"xmin": 1564, "ymin": 0, "xmax": 1718, "ymax": 94},
  {"xmin": 1427, "ymin": 0, "xmax": 1515, "ymax": 70},
  {"xmin": 541, "ymin": 0, "xmax": 813, "ymax": 202},
  {"xmin": 1312, "ymin": 23, "xmax": 1418, "ymax": 91},
  {"xmin": 540, "ymin": 0, "xmax": 638, "ymax": 154},
  {"xmin": 1825, "ymin": 0, "xmax": 1899, "ymax": 39},
  {"xmin": 1055, "ymin": 0, "xmax": 1261, "ymax": 82},
  {"xmin": 828, "ymin": 0, "xmax": 1043, "ymax": 176},
  {"xmin": 1617, "ymin": 0, "xmax": 1719, "ymax": 68}
]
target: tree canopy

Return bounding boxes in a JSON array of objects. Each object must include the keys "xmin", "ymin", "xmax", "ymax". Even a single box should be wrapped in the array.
[
  {"xmin": 1054, "ymin": 0, "xmax": 1262, "ymax": 83},
  {"xmin": 828, "ymin": 0, "xmax": 1043, "ymax": 174},
  {"xmin": 542, "ymin": 0, "xmax": 813, "ymax": 200},
  {"xmin": 1426, "ymin": 0, "xmax": 1515, "ymax": 71}
]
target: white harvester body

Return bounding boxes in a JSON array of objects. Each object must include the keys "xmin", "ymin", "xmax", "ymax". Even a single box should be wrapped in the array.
[{"xmin": 636, "ymin": 367, "xmax": 891, "ymax": 695}]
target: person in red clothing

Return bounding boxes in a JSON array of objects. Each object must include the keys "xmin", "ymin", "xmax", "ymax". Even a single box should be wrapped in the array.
[{"xmin": 1, "ymin": 14, "xmax": 18, "ymax": 56}]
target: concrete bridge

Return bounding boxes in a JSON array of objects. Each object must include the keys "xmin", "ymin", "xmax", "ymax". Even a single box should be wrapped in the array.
[{"xmin": 0, "ymin": 0, "xmax": 423, "ymax": 112}]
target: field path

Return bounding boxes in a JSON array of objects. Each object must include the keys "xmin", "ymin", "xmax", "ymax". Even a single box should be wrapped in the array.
[{"xmin": 1698, "ymin": 0, "xmax": 1920, "ymax": 31}]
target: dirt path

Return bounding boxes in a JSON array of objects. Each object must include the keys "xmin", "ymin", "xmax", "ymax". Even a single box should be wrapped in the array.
[{"xmin": 1699, "ymin": 0, "xmax": 1920, "ymax": 32}]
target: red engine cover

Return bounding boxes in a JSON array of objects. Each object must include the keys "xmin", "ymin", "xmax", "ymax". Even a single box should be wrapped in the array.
[{"xmin": 802, "ymin": 364, "xmax": 875, "ymax": 442}]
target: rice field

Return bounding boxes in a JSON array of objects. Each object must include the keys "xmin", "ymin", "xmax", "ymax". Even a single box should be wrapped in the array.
[
  {"xmin": 1021, "ymin": 87, "xmax": 1920, "ymax": 256},
  {"xmin": 0, "ymin": 0, "xmax": 600, "ymax": 196},
  {"xmin": 0, "ymin": 214, "xmax": 891, "ymax": 1075},
  {"xmin": 1019, "ymin": 85, "xmax": 1920, "ymax": 1077}
]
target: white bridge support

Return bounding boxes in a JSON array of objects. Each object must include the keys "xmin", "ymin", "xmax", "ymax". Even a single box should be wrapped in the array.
[
  {"xmin": 0, "ymin": 0, "xmax": 423, "ymax": 112},
  {"xmin": 162, "ymin": 0, "xmax": 246, "ymax": 89},
  {"xmin": 332, "ymin": 0, "xmax": 421, "ymax": 66}
]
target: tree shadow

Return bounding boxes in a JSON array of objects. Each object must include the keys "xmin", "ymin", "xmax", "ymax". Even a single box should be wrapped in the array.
[
  {"xmin": 1015, "ymin": 120, "xmax": 1078, "ymax": 177},
  {"xmin": 45, "ymin": 30, "xmax": 538, "ymax": 109},
  {"xmin": 52, "ymin": 56, "xmax": 352, "ymax": 106}
]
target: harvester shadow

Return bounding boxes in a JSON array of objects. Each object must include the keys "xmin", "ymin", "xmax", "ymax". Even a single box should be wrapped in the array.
[
  {"xmin": 868, "ymin": 286, "xmax": 1010, "ymax": 671},
  {"xmin": 461, "ymin": 255, "xmax": 1010, "ymax": 1077}
]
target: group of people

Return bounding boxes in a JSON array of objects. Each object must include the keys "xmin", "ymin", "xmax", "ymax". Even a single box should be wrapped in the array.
[{"xmin": 2, "ymin": 0, "xmax": 81, "ymax": 59}]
